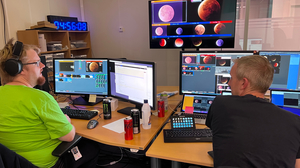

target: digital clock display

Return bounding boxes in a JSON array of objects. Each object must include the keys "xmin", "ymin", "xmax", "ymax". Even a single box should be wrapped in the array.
[{"xmin": 53, "ymin": 21, "xmax": 88, "ymax": 31}]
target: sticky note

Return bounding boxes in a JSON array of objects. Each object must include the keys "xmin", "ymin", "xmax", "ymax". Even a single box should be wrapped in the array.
[
  {"xmin": 185, "ymin": 106, "xmax": 194, "ymax": 114},
  {"xmin": 88, "ymin": 94, "xmax": 97, "ymax": 103}
]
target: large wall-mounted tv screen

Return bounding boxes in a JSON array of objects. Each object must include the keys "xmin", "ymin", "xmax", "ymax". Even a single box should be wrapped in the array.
[{"xmin": 148, "ymin": 0, "xmax": 237, "ymax": 49}]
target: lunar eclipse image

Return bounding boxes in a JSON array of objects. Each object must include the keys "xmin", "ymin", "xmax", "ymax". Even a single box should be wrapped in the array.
[
  {"xmin": 217, "ymin": 58, "xmax": 230, "ymax": 67},
  {"xmin": 183, "ymin": 56, "xmax": 196, "ymax": 64},
  {"xmin": 219, "ymin": 76, "xmax": 230, "ymax": 84},
  {"xmin": 274, "ymin": 63, "xmax": 279, "ymax": 67},
  {"xmin": 214, "ymin": 23, "xmax": 226, "ymax": 34},
  {"xmin": 155, "ymin": 27, "xmax": 163, "ymax": 36},
  {"xmin": 201, "ymin": 56, "xmax": 215, "ymax": 64},
  {"xmin": 176, "ymin": 27, "xmax": 183, "ymax": 35},
  {"xmin": 192, "ymin": 38, "xmax": 202, "ymax": 47},
  {"xmin": 185, "ymin": 57, "xmax": 192, "ymax": 64},
  {"xmin": 175, "ymin": 38, "xmax": 184, "ymax": 47},
  {"xmin": 195, "ymin": 24, "xmax": 205, "ymax": 35},
  {"xmin": 198, "ymin": 0, "xmax": 221, "ymax": 21},
  {"xmin": 159, "ymin": 39, "xmax": 167, "ymax": 47},
  {"xmin": 158, "ymin": 5, "xmax": 174, "ymax": 22},
  {"xmin": 88, "ymin": 62, "xmax": 100, "ymax": 72},
  {"xmin": 216, "ymin": 39, "xmax": 224, "ymax": 47}
]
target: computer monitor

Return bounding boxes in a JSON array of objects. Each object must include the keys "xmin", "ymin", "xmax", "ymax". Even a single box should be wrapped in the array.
[
  {"xmin": 259, "ymin": 51, "xmax": 300, "ymax": 90},
  {"xmin": 109, "ymin": 59, "xmax": 156, "ymax": 114},
  {"xmin": 180, "ymin": 51, "xmax": 255, "ymax": 95},
  {"xmin": 53, "ymin": 58, "xmax": 109, "ymax": 105},
  {"xmin": 148, "ymin": 0, "xmax": 237, "ymax": 49},
  {"xmin": 270, "ymin": 89, "xmax": 300, "ymax": 116}
]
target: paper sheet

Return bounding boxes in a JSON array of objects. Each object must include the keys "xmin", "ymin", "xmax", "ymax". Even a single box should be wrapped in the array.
[{"xmin": 102, "ymin": 117, "xmax": 127, "ymax": 133}]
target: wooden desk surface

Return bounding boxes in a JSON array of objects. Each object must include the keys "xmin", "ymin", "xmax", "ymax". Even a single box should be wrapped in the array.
[
  {"xmin": 71, "ymin": 86, "xmax": 182, "ymax": 150},
  {"xmin": 146, "ymin": 122, "xmax": 214, "ymax": 167}
]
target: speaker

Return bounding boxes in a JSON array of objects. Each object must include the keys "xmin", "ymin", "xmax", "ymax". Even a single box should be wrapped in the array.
[{"xmin": 4, "ymin": 41, "xmax": 24, "ymax": 76}]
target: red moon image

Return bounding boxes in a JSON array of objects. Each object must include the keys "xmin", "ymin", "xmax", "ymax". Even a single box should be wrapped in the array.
[
  {"xmin": 274, "ymin": 63, "xmax": 278, "ymax": 67},
  {"xmin": 89, "ymin": 62, "xmax": 99, "ymax": 72},
  {"xmin": 185, "ymin": 57, "xmax": 192, "ymax": 63},
  {"xmin": 155, "ymin": 27, "xmax": 163, "ymax": 36},
  {"xmin": 195, "ymin": 24, "xmax": 205, "ymax": 35},
  {"xmin": 214, "ymin": 23, "xmax": 226, "ymax": 34},
  {"xmin": 158, "ymin": 5, "xmax": 174, "ymax": 22},
  {"xmin": 193, "ymin": 39, "xmax": 202, "ymax": 47},
  {"xmin": 159, "ymin": 39, "xmax": 167, "ymax": 47},
  {"xmin": 199, "ymin": 66, "xmax": 204, "ymax": 70},
  {"xmin": 198, "ymin": 0, "xmax": 221, "ymax": 21},
  {"xmin": 175, "ymin": 38, "xmax": 184, "ymax": 47},
  {"xmin": 218, "ymin": 60, "xmax": 226, "ymax": 66},
  {"xmin": 203, "ymin": 56, "xmax": 212, "ymax": 64}
]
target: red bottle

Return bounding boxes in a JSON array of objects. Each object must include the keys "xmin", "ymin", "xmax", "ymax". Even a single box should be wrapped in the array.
[{"xmin": 124, "ymin": 117, "xmax": 133, "ymax": 140}]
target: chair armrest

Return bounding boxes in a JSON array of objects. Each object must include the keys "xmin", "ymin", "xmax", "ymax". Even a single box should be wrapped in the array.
[{"xmin": 52, "ymin": 134, "xmax": 82, "ymax": 157}]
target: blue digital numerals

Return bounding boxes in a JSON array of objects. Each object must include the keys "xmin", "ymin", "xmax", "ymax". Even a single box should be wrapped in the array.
[{"xmin": 54, "ymin": 21, "xmax": 87, "ymax": 31}]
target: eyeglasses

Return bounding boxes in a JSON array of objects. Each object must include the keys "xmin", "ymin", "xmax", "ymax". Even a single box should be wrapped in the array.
[{"xmin": 23, "ymin": 60, "xmax": 41, "ymax": 67}]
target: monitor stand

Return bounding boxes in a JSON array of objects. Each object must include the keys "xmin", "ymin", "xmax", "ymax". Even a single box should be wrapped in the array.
[
  {"xmin": 117, "ymin": 104, "xmax": 143, "ymax": 118},
  {"xmin": 72, "ymin": 95, "xmax": 103, "ymax": 106}
]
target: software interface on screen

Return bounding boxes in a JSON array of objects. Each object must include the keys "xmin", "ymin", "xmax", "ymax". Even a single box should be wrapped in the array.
[
  {"xmin": 54, "ymin": 58, "xmax": 108, "ymax": 95},
  {"xmin": 109, "ymin": 60, "xmax": 155, "ymax": 108},
  {"xmin": 149, "ymin": 0, "xmax": 237, "ymax": 48},
  {"xmin": 271, "ymin": 90, "xmax": 300, "ymax": 108},
  {"xmin": 182, "ymin": 94, "xmax": 216, "ymax": 114},
  {"xmin": 259, "ymin": 51, "xmax": 300, "ymax": 90},
  {"xmin": 180, "ymin": 51, "xmax": 254, "ymax": 94}
]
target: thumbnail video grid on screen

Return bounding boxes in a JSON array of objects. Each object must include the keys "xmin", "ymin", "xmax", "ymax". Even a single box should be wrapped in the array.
[
  {"xmin": 109, "ymin": 60, "xmax": 155, "ymax": 109},
  {"xmin": 54, "ymin": 59, "xmax": 108, "ymax": 95},
  {"xmin": 180, "ymin": 51, "xmax": 254, "ymax": 94},
  {"xmin": 259, "ymin": 51, "xmax": 300, "ymax": 90},
  {"xmin": 149, "ymin": 0, "xmax": 237, "ymax": 48}
]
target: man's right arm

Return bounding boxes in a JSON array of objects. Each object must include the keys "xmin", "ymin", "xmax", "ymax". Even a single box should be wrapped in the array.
[{"xmin": 58, "ymin": 114, "xmax": 75, "ymax": 142}]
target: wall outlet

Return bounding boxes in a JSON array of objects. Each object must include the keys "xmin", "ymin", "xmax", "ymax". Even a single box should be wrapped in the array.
[{"xmin": 119, "ymin": 26, "xmax": 123, "ymax": 32}]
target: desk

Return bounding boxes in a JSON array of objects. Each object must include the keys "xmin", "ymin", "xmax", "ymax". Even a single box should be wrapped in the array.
[
  {"xmin": 71, "ymin": 86, "xmax": 182, "ymax": 150},
  {"xmin": 146, "ymin": 119, "xmax": 213, "ymax": 168}
]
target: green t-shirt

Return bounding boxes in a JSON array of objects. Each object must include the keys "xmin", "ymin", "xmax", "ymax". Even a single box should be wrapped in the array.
[{"xmin": 0, "ymin": 85, "xmax": 73, "ymax": 168}]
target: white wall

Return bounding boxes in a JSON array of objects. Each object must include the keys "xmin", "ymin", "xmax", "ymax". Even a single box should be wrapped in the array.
[{"xmin": 0, "ymin": 0, "xmax": 81, "ymax": 48}]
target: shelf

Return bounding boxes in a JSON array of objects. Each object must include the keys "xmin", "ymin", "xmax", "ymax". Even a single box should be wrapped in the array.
[
  {"xmin": 70, "ymin": 47, "xmax": 90, "ymax": 51},
  {"xmin": 40, "ymin": 49, "xmax": 69, "ymax": 54}
]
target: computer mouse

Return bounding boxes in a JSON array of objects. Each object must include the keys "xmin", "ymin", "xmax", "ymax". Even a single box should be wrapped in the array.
[{"xmin": 87, "ymin": 120, "xmax": 98, "ymax": 129}]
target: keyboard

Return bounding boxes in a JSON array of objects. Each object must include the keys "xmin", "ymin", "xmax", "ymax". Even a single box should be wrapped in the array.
[
  {"xmin": 179, "ymin": 113, "xmax": 207, "ymax": 125},
  {"xmin": 163, "ymin": 129, "xmax": 212, "ymax": 142},
  {"xmin": 61, "ymin": 108, "xmax": 98, "ymax": 120}
]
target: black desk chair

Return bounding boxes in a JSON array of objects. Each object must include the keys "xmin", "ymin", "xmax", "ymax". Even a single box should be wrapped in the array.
[{"xmin": 0, "ymin": 134, "xmax": 82, "ymax": 168}]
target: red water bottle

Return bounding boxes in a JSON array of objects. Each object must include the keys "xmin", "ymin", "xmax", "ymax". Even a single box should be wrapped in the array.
[
  {"xmin": 124, "ymin": 117, "xmax": 133, "ymax": 140},
  {"xmin": 157, "ymin": 100, "xmax": 165, "ymax": 117}
]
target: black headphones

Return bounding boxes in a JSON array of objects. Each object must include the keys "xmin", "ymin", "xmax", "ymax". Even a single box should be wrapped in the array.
[{"xmin": 4, "ymin": 41, "xmax": 24, "ymax": 76}]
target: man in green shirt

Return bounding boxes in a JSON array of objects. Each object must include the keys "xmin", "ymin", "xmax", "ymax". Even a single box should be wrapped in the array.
[{"xmin": 0, "ymin": 39, "xmax": 99, "ymax": 168}]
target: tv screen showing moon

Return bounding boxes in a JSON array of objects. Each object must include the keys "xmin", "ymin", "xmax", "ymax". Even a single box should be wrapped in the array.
[{"xmin": 149, "ymin": 0, "xmax": 237, "ymax": 49}]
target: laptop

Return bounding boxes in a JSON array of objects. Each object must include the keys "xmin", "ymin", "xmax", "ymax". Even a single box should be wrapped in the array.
[
  {"xmin": 180, "ymin": 94, "xmax": 216, "ymax": 124},
  {"xmin": 270, "ymin": 89, "xmax": 300, "ymax": 116}
]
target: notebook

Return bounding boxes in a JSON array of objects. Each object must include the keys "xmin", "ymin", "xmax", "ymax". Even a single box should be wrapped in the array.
[
  {"xmin": 180, "ymin": 94, "xmax": 216, "ymax": 124},
  {"xmin": 270, "ymin": 89, "xmax": 300, "ymax": 116}
]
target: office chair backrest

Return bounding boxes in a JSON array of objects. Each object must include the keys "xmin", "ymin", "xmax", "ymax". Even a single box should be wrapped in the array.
[{"xmin": 0, "ymin": 143, "xmax": 38, "ymax": 168}]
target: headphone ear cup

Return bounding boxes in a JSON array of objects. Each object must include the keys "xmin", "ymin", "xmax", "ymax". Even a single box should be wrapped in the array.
[{"xmin": 4, "ymin": 59, "xmax": 23, "ymax": 76}]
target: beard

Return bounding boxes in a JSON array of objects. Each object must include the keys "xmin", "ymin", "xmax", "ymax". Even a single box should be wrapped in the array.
[{"xmin": 37, "ymin": 76, "xmax": 46, "ymax": 86}]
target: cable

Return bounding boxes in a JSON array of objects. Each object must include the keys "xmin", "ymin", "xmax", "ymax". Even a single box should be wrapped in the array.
[
  {"xmin": 97, "ymin": 147, "xmax": 123, "ymax": 167},
  {"xmin": 0, "ymin": 0, "xmax": 6, "ymax": 43}
]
